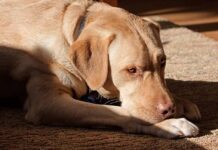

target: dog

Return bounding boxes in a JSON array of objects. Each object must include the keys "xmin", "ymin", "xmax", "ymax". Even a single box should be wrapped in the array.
[{"xmin": 0, "ymin": 0, "xmax": 201, "ymax": 138}]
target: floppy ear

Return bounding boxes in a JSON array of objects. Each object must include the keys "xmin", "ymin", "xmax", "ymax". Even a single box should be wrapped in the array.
[
  {"xmin": 143, "ymin": 17, "xmax": 160, "ymax": 31},
  {"xmin": 69, "ymin": 30, "xmax": 115, "ymax": 90}
]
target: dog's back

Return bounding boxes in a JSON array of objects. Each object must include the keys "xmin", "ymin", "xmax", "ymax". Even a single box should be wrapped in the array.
[
  {"xmin": 0, "ymin": 0, "xmax": 71, "ymax": 95},
  {"xmin": 0, "ymin": 0, "xmax": 70, "ymax": 56}
]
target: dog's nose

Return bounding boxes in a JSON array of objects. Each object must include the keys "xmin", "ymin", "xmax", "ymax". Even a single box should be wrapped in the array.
[{"xmin": 157, "ymin": 102, "xmax": 175, "ymax": 119}]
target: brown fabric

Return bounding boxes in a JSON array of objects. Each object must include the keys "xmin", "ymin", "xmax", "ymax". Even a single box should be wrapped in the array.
[{"xmin": 0, "ymin": 19, "xmax": 218, "ymax": 149}]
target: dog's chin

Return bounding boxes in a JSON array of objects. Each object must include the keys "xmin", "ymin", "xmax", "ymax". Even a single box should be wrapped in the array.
[
  {"xmin": 133, "ymin": 114, "xmax": 166, "ymax": 125},
  {"xmin": 133, "ymin": 111, "xmax": 176, "ymax": 125},
  {"xmin": 121, "ymin": 105, "xmax": 166, "ymax": 125}
]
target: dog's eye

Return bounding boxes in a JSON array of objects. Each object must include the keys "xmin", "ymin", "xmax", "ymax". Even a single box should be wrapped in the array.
[
  {"xmin": 127, "ymin": 67, "xmax": 137, "ymax": 74},
  {"xmin": 160, "ymin": 57, "xmax": 166, "ymax": 68}
]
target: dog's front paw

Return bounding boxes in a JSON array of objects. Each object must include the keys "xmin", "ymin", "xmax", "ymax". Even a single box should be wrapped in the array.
[
  {"xmin": 184, "ymin": 101, "xmax": 201, "ymax": 121},
  {"xmin": 153, "ymin": 118, "xmax": 199, "ymax": 139},
  {"xmin": 176, "ymin": 98, "xmax": 201, "ymax": 121}
]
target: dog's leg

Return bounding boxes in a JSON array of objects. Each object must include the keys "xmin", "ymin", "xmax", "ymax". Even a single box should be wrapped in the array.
[
  {"xmin": 175, "ymin": 96, "xmax": 201, "ymax": 121},
  {"xmin": 25, "ymin": 73, "xmax": 199, "ymax": 138},
  {"xmin": 25, "ymin": 73, "xmax": 132, "ymax": 127}
]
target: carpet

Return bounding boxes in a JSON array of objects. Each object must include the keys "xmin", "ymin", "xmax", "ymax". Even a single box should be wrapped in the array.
[{"xmin": 0, "ymin": 18, "xmax": 218, "ymax": 150}]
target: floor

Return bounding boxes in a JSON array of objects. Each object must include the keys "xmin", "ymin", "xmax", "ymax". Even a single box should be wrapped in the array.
[{"xmin": 118, "ymin": 0, "xmax": 218, "ymax": 41}]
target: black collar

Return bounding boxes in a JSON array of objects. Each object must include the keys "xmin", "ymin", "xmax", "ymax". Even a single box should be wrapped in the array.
[
  {"xmin": 81, "ymin": 91, "xmax": 121, "ymax": 106},
  {"xmin": 75, "ymin": 16, "xmax": 86, "ymax": 39}
]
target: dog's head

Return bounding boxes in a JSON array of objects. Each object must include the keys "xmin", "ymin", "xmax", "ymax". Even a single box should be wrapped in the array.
[{"xmin": 68, "ymin": 2, "xmax": 175, "ymax": 124}]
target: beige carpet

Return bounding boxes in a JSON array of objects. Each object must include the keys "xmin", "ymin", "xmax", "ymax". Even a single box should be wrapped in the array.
[{"xmin": 0, "ymin": 19, "xmax": 218, "ymax": 150}]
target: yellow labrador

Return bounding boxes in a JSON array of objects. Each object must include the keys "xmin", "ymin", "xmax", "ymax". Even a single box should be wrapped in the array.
[{"xmin": 0, "ymin": 0, "xmax": 201, "ymax": 138}]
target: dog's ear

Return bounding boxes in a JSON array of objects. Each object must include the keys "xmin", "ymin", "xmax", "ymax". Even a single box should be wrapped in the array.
[
  {"xmin": 143, "ymin": 17, "xmax": 160, "ymax": 31},
  {"xmin": 69, "ymin": 29, "xmax": 115, "ymax": 90},
  {"xmin": 141, "ymin": 17, "xmax": 162, "ymax": 48}
]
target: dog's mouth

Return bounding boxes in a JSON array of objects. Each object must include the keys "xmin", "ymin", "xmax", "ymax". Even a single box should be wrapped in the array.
[
  {"xmin": 80, "ymin": 91, "xmax": 176, "ymax": 124},
  {"xmin": 119, "ymin": 95, "xmax": 176, "ymax": 124}
]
